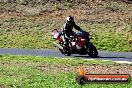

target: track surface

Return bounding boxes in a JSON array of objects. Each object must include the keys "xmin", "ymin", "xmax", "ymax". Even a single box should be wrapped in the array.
[{"xmin": 0, "ymin": 48, "xmax": 132, "ymax": 62}]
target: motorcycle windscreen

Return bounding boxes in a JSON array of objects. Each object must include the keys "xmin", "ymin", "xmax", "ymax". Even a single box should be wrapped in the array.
[{"xmin": 75, "ymin": 30, "xmax": 89, "ymax": 39}]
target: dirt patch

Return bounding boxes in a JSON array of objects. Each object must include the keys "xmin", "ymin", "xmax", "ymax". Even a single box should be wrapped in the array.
[
  {"xmin": 0, "ymin": 3, "xmax": 131, "ymax": 23},
  {"xmin": 34, "ymin": 7, "xmax": 87, "ymax": 21},
  {"xmin": 0, "ymin": 60, "xmax": 36, "ymax": 68},
  {"xmin": 0, "ymin": 11, "xmax": 21, "ymax": 18},
  {"xmin": 36, "ymin": 64, "xmax": 132, "ymax": 76}
]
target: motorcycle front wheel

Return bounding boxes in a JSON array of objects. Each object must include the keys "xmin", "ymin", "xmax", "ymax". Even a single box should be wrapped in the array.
[
  {"xmin": 61, "ymin": 47, "xmax": 71, "ymax": 56},
  {"xmin": 86, "ymin": 42, "xmax": 98, "ymax": 58},
  {"xmin": 64, "ymin": 49, "xmax": 71, "ymax": 56}
]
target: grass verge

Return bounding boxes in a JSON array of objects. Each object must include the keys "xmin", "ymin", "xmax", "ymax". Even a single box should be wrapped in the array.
[
  {"xmin": 0, "ymin": 1, "xmax": 132, "ymax": 51},
  {"xmin": 0, "ymin": 55, "xmax": 132, "ymax": 88}
]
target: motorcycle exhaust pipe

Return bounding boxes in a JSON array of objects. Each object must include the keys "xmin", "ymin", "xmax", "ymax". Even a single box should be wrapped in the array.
[{"xmin": 53, "ymin": 42, "xmax": 63, "ymax": 50}]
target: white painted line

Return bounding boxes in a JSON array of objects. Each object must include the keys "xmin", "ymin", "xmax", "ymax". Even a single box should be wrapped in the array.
[
  {"xmin": 102, "ymin": 60, "xmax": 111, "ymax": 61},
  {"xmin": 59, "ymin": 57, "xmax": 132, "ymax": 64},
  {"xmin": 82, "ymin": 59, "xmax": 132, "ymax": 64},
  {"xmin": 114, "ymin": 61, "xmax": 132, "ymax": 64},
  {"xmin": 84, "ymin": 59, "xmax": 96, "ymax": 60}
]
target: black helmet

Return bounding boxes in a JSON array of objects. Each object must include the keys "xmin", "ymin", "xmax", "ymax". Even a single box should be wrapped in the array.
[{"xmin": 66, "ymin": 16, "xmax": 74, "ymax": 24}]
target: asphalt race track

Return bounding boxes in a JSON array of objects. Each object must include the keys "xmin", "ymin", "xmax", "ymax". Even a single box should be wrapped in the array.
[{"xmin": 0, "ymin": 48, "xmax": 132, "ymax": 62}]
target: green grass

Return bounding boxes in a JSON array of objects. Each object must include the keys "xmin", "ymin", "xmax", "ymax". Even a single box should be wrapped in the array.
[
  {"xmin": 80, "ymin": 23, "xmax": 132, "ymax": 52},
  {"xmin": 0, "ymin": 1, "xmax": 132, "ymax": 51},
  {"xmin": 0, "ymin": 18, "xmax": 56, "ymax": 49},
  {"xmin": 0, "ymin": 55, "xmax": 132, "ymax": 88},
  {"xmin": 0, "ymin": 17, "xmax": 132, "ymax": 51}
]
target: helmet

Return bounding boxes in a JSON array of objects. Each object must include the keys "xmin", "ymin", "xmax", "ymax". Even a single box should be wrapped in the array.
[{"xmin": 66, "ymin": 16, "xmax": 74, "ymax": 24}]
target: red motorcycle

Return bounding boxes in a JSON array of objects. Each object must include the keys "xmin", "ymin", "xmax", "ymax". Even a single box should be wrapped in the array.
[{"xmin": 52, "ymin": 29, "xmax": 98, "ymax": 58}]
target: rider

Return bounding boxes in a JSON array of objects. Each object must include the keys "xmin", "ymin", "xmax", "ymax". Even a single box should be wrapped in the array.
[{"xmin": 61, "ymin": 16, "xmax": 82, "ymax": 47}]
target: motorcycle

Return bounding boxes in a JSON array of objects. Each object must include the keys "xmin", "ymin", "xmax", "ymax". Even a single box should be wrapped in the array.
[{"xmin": 51, "ymin": 29, "xmax": 98, "ymax": 58}]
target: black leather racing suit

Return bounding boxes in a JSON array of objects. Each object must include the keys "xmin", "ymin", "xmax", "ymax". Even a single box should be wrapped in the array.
[{"xmin": 61, "ymin": 22, "xmax": 82, "ymax": 46}]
